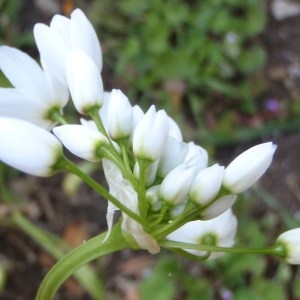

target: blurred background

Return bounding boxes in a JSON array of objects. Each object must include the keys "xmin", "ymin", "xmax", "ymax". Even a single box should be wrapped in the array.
[{"xmin": 0, "ymin": 0, "xmax": 300, "ymax": 299}]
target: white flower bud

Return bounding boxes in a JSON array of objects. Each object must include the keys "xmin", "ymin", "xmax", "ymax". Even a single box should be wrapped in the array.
[
  {"xmin": 189, "ymin": 164, "xmax": 225, "ymax": 205},
  {"xmin": 133, "ymin": 105, "xmax": 169, "ymax": 162},
  {"xmin": 201, "ymin": 194, "xmax": 237, "ymax": 220},
  {"xmin": 146, "ymin": 185, "xmax": 161, "ymax": 211},
  {"xmin": 157, "ymin": 137, "xmax": 189, "ymax": 178},
  {"xmin": 53, "ymin": 124, "xmax": 108, "ymax": 162},
  {"xmin": 159, "ymin": 164, "xmax": 195, "ymax": 205},
  {"xmin": 168, "ymin": 116, "xmax": 183, "ymax": 141},
  {"xmin": 0, "ymin": 118, "xmax": 62, "ymax": 176},
  {"xmin": 107, "ymin": 89, "xmax": 133, "ymax": 140},
  {"xmin": 277, "ymin": 228, "xmax": 300, "ymax": 265},
  {"xmin": 66, "ymin": 50, "xmax": 104, "ymax": 114},
  {"xmin": 133, "ymin": 159, "xmax": 159, "ymax": 187},
  {"xmin": 34, "ymin": 9, "xmax": 102, "ymax": 85},
  {"xmin": 223, "ymin": 142, "xmax": 277, "ymax": 194},
  {"xmin": 166, "ymin": 209, "xmax": 237, "ymax": 259},
  {"xmin": 184, "ymin": 142, "xmax": 208, "ymax": 172}
]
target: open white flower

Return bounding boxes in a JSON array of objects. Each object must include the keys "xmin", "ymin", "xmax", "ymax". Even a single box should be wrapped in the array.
[
  {"xmin": 34, "ymin": 8, "xmax": 102, "ymax": 85},
  {"xmin": 0, "ymin": 118, "xmax": 62, "ymax": 176},
  {"xmin": 166, "ymin": 209, "xmax": 237, "ymax": 259},
  {"xmin": 0, "ymin": 46, "xmax": 68, "ymax": 129}
]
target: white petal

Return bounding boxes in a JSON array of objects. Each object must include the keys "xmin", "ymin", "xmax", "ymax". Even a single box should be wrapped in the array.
[
  {"xmin": 66, "ymin": 50, "xmax": 103, "ymax": 113},
  {"xmin": 223, "ymin": 142, "xmax": 277, "ymax": 193},
  {"xmin": 107, "ymin": 89, "xmax": 133, "ymax": 140},
  {"xmin": 0, "ymin": 88, "xmax": 53, "ymax": 129},
  {"xmin": 53, "ymin": 124, "xmax": 108, "ymax": 161},
  {"xmin": 70, "ymin": 9, "xmax": 102, "ymax": 70},
  {"xmin": 0, "ymin": 118, "xmax": 62, "ymax": 176},
  {"xmin": 40, "ymin": 59, "xmax": 69, "ymax": 107},
  {"xmin": 0, "ymin": 46, "xmax": 50, "ymax": 100},
  {"xmin": 34, "ymin": 24, "xmax": 69, "ymax": 85}
]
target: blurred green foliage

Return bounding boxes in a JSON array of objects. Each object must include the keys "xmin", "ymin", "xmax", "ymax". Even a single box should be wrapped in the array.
[
  {"xmin": 88, "ymin": 0, "xmax": 266, "ymax": 134},
  {"xmin": 0, "ymin": 0, "xmax": 34, "ymax": 47}
]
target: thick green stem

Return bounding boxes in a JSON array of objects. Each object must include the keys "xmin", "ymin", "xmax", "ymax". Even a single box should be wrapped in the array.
[
  {"xmin": 152, "ymin": 204, "xmax": 199, "ymax": 239},
  {"xmin": 36, "ymin": 223, "xmax": 128, "ymax": 300},
  {"xmin": 12, "ymin": 212, "xmax": 105, "ymax": 299}
]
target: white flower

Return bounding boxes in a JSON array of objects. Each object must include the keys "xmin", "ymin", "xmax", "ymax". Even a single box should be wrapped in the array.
[
  {"xmin": 166, "ymin": 209, "xmax": 237, "ymax": 259},
  {"xmin": 34, "ymin": 8, "xmax": 102, "ymax": 85},
  {"xmin": 157, "ymin": 137, "xmax": 189, "ymax": 178},
  {"xmin": 223, "ymin": 142, "xmax": 277, "ymax": 194},
  {"xmin": 0, "ymin": 118, "xmax": 62, "ymax": 176},
  {"xmin": 277, "ymin": 228, "xmax": 300, "ymax": 265},
  {"xmin": 159, "ymin": 164, "xmax": 195, "ymax": 205},
  {"xmin": 133, "ymin": 105, "xmax": 169, "ymax": 162},
  {"xmin": 184, "ymin": 142, "xmax": 208, "ymax": 172},
  {"xmin": 66, "ymin": 50, "xmax": 104, "ymax": 114},
  {"xmin": 189, "ymin": 164, "xmax": 225, "ymax": 205},
  {"xmin": 53, "ymin": 124, "xmax": 108, "ymax": 162},
  {"xmin": 107, "ymin": 89, "xmax": 133, "ymax": 140},
  {"xmin": 0, "ymin": 46, "xmax": 68, "ymax": 129}
]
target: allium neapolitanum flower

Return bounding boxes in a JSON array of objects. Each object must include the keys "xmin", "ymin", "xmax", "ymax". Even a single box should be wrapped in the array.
[
  {"xmin": 223, "ymin": 142, "xmax": 277, "ymax": 194},
  {"xmin": 0, "ymin": 46, "xmax": 68, "ymax": 129},
  {"xmin": 107, "ymin": 89, "xmax": 133, "ymax": 140},
  {"xmin": 276, "ymin": 228, "xmax": 300, "ymax": 264},
  {"xmin": 166, "ymin": 209, "xmax": 237, "ymax": 259},
  {"xmin": 0, "ymin": 118, "xmax": 62, "ymax": 176},
  {"xmin": 34, "ymin": 8, "xmax": 102, "ymax": 85},
  {"xmin": 0, "ymin": 7, "xmax": 292, "ymax": 263},
  {"xmin": 133, "ymin": 105, "xmax": 169, "ymax": 162},
  {"xmin": 53, "ymin": 124, "xmax": 109, "ymax": 162}
]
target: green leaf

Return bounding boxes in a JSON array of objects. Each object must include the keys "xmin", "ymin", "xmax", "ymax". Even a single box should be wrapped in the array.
[{"xmin": 252, "ymin": 279, "xmax": 286, "ymax": 300}]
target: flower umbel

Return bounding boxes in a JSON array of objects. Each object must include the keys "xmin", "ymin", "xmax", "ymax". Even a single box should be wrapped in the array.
[{"xmin": 0, "ymin": 7, "xmax": 298, "ymax": 300}]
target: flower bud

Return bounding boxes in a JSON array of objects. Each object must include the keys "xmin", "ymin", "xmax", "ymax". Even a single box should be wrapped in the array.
[
  {"xmin": 146, "ymin": 185, "xmax": 161, "ymax": 211},
  {"xmin": 159, "ymin": 164, "xmax": 195, "ymax": 205},
  {"xmin": 276, "ymin": 228, "xmax": 300, "ymax": 265},
  {"xmin": 107, "ymin": 89, "xmax": 133, "ymax": 140},
  {"xmin": 166, "ymin": 209, "xmax": 237, "ymax": 259},
  {"xmin": 168, "ymin": 116, "xmax": 183, "ymax": 141},
  {"xmin": 0, "ymin": 118, "xmax": 62, "ymax": 176},
  {"xmin": 189, "ymin": 164, "xmax": 225, "ymax": 205},
  {"xmin": 223, "ymin": 142, "xmax": 277, "ymax": 194},
  {"xmin": 157, "ymin": 137, "xmax": 189, "ymax": 178},
  {"xmin": 66, "ymin": 50, "xmax": 104, "ymax": 114},
  {"xmin": 201, "ymin": 194, "xmax": 237, "ymax": 220},
  {"xmin": 133, "ymin": 159, "xmax": 159, "ymax": 187},
  {"xmin": 133, "ymin": 105, "xmax": 169, "ymax": 162},
  {"xmin": 53, "ymin": 124, "xmax": 109, "ymax": 161},
  {"xmin": 184, "ymin": 142, "xmax": 208, "ymax": 172}
]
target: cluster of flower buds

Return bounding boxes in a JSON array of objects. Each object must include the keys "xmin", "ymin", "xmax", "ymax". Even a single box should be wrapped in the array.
[{"xmin": 0, "ymin": 9, "xmax": 298, "ymax": 262}]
